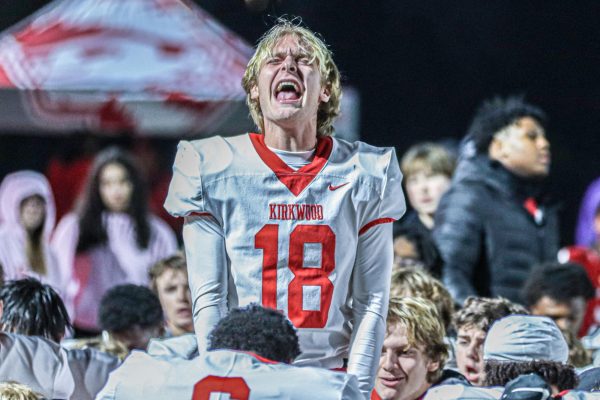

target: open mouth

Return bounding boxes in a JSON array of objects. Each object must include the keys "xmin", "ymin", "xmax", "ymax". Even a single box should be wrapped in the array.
[
  {"xmin": 274, "ymin": 80, "xmax": 302, "ymax": 103},
  {"xmin": 379, "ymin": 376, "xmax": 402, "ymax": 388}
]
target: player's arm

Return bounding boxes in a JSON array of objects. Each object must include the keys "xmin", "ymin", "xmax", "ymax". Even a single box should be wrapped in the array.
[
  {"xmin": 432, "ymin": 184, "xmax": 483, "ymax": 305},
  {"xmin": 348, "ymin": 222, "xmax": 393, "ymax": 398},
  {"xmin": 183, "ymin": 214, "xmax": 229, "ymax": 351},
  {"xmin": 164, "ymin": 140, "xmax": 229, "ymax": 351},
  {"xmin": 348, "ymin": 147, "xmax": 405, "ymax": 398}
]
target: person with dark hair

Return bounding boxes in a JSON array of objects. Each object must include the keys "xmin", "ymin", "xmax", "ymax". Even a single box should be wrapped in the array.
[
  {"xmin": 148, "ymin": 252, "xmax": 193, "ymax": 337},
  {"xmin": 52, "ymin": 146, "xmax": 177, "ymax": 335},
  {"xmin": 97, "ymin": 304, "xmax": 361, "ymax": 399},
  {"xmin": 0, "ymin": 171, "xmax": 64, "ymax": 292},
  {"xmin": 98, "ymin": 284, "xmax": 164, "ymax": 351},
  {"xmin": 392, "ymin": 225, "xmax": 444, "ymax": 277},
  {"xmin": 164, "ymin": 18, "xmax": 405, "ymax": 397},
  {"xmin": 522, "ymin": 262, "xmax": 594, "ymax": 337},
  {"xmin": 0, "ymin": 278, "xmax": 120, "ymax": 400},
  {"xmin": 433, "ymin": 95, "xmax": 559, "ymax": 305},
  {"xmin": 482, "ymin": 315, "xmax": 577, "ymax": 394},
  {"xmin": 453, "ymin": 296, "xmax": 528, "ymax": 386},
  {"xmin": 0, "ymin": 278, "xmax": 71, "ymax": 343}
]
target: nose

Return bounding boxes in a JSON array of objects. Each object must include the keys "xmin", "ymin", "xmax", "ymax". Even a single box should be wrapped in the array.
[
  {"xmin": 381, "ymin": 351, "xmax": 397, "ymax": 371},
  {"xmin": 538, "ymin": 135, "xmax": 550, "ymax": 150},
  {"xmin": 282, "ymin": 54, "xmax": 297, "ymax": 72},
  {"xmin": 467, "ymin": 343, "xmax": 480, "ymax": 361}
]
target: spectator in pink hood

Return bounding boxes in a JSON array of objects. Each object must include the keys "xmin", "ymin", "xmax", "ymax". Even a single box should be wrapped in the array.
[
  {"xmin": 52, "ymin": 147, "xmax": 177, "ymax": 336},
  {"xmin": 0, "ymin": 171, "xmax": 65, "ymax": 292}
]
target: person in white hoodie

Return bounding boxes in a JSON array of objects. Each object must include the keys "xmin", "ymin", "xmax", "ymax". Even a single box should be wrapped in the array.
[{"xmin": 0, "ymin": 171, "xmax": 65, "ymax": 292}]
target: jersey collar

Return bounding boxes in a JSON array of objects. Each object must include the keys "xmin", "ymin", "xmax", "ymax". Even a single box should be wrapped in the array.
[{"xmin": 249, "ymin": 133, "xmax": 333, "ymax": 196}]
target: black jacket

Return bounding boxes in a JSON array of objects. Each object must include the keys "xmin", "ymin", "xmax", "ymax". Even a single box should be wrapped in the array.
[{"xmin": 433, "ymin": 155, "xmax": 559, "ymax": 304}]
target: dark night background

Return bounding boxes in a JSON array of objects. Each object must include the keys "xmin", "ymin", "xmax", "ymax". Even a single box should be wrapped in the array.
[{"xmin": 0, "ymin": 0, "xmax": 599, "ymax": 243}]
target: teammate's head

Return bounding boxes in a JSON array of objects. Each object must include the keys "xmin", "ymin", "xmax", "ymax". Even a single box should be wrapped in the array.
[
  {"xmin": 242, "ymin": 17, "xmax": 341, "ymax": 137},
  {"xmin": 0, "ymin": 278, "xmax": 71, "ymax": 343},
  {"xmin": 453, "ymin": 296, "xmax": 528, "ymax": 386},
  {"xmin": 99, "ymin": 284, "xmax": 164, "ymax": 351},
  {"xmin": 375, "ymin": 297, "xmax": 447, "ymax": 400},
  {"xmin": 522, "ymin": 262, "xmax": 594, "ymax": 336},
  {"xmin": 208, "ymin": 304, "xmax": 301, "ymax": 363},
  {"xmin": 148, "ymin": 252, "xmax": 193, "ymax": 336},
  {"xmin": 390, "ymin": 267, "xmax": 454, "ymax": 332}
]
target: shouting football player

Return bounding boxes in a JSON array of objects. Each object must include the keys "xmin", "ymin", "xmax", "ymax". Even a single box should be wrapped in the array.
[{"xmin": 165, "ymin": 18, "xmax": 405, "ymax": 396}]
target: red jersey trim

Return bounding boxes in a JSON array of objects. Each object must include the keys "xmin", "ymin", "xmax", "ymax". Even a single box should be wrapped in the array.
[
  {"xmin": 371, "ymin": 390, "xmax": 382, "ymax": 400},
  {"xmin": 359, "ymin": 217, "xmax": 396, "ymax": 236},
  {"xmin": 187, "ymin": 211, "xmax": 214, "ymax": 218},
  {"xmin": 249, "ymin": 133, "xmax": 333, "ymax": 197},
  {"xmin": 239, "ymin": 351, "xmax": 280, "ymax": 364}
]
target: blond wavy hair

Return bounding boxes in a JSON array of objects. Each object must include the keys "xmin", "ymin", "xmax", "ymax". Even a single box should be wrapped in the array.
[
  {"xmin": 387, "ymin": 297, "xmax": 448, "ymax": 383},
  {"xmin": 241, "ymin": 18, "xmax": 341, "ymax": 137},
  {"xmin": 0, "ymin": 382, "xmax": 42, "ymax": 400},
  {"xmin": 390, "ymin": 267, "xmax": 455, "ymax": 332}
]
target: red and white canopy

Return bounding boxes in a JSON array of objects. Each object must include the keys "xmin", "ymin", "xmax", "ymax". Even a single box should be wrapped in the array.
[{"xmin": 0, "ymin": 0, "xmax": 254, "ymax": 136}]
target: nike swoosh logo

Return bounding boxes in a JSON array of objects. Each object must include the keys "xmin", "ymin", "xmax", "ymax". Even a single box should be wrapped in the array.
[{"xmin": 328, "ymin": 182, "xmax": 350, "ymax": 191}]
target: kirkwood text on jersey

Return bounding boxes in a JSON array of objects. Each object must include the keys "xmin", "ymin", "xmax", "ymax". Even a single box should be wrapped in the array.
[{"xmin": 269, "ymin": 204, "xmax": 324, "ymax": 221}]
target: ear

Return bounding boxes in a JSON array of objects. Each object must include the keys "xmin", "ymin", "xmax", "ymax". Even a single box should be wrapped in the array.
[
  {"xmin": 488, "ymin": 136, "xmax": 505, "ymax": 160},
  {"xmin": 319, "ymin": 84, "xmax": 331, "ymax": 103},
  {"xmin": 250, "ymin": 85, "xmax": 259, "ymax": 100}
]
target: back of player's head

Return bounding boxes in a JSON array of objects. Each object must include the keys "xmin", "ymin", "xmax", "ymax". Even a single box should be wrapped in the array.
[
  {"xmin": 390, "ymin": 267, "xmax": 454, "ymax": 332},
  {"xmin": 242, "ymin": 17, "xmax": 341, "ymax": 137},
  {"xmin": 454, "ymin": 296, "xmax": 529, "ymax": 333},
  {"xmin": 387, "ymin": 297, "xmax": 448, "ymax": 381},
  {"xmin": 99, "ymin": 284, "xmax": 163, "ymax": 333},
  {"xmin": 466, "ymin": 95, "xmax": 547, "ymax": 155},
  {"xmin": 521, "ymin": 262, "xmax": 595, "ymax": 307},
  {"xmin": 400, "ymin": 142, "xmax": 456, "ymax": 179},
  {"xmin": 0, "ymin": 278, "xmax": 71, "ymax": 343},
  {"xmin": 208, "ymin": 304, "xmax": 301, "ymax": 363},
  {"xmin": 0, "ymin": 381, "xmax": 42, "ymax": 400}
]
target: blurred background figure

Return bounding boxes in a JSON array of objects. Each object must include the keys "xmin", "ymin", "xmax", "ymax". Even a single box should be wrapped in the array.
[
  {"xmin": 453, "ymin": 296, "xmax": 528, "ymax": 386},
  {"xmin": 399, "ymin": 142, "xmax": 456, "ymax": 234},
  {"xmin": 392, "ymin": 226, "xmax": 444, "ymax": 277},
  {"xmin": 148, "ymin": 252, "xmax": 193, "ymax": 337},
  {"xmin": 0, "ymin": 171, "xmax": 64, "ymax": 291},
  {"xmin": 51, "ymin": 147, "xmax": 177, "ymax": 336},
  {"xmin": 522, "ymin": 262, "xmax": 594, "ymax": 338},
  {"xmin": 434, "ymin": 95, "xmax": 559, "ymax": 305},
  {"xmin": 559, "ymin": 182, "xmax": 600, "ymax": 336},
  {"xmin": 98, "ymin": 284, "xmax": 165, "ymax": 353}
]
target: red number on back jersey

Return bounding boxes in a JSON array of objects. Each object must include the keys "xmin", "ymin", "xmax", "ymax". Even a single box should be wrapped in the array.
[
  {"xmin": 192, "ymin": 376, "xmax": 250, "ymax": 400},
  {"xmin": 255, "ymin": 224, "xmax": 335, "ymax": 328}
]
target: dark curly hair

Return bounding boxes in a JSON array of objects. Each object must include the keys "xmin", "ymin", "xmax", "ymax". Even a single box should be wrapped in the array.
[
  {"xmin": 0, "ymin": 278, "xmax": 72, "ymax": 342},
  {"xmin": 484, "ymin": 360, "xmax": 578, "ymax": 391},
  {"xmin": 466, "ymin": 95, "xmax": 547, "ymax": 154},
  {"xmin": 208, "ymin": 304, "xmax": 301, "ymax": 363},
  {"xmin": 522, "ymin": 262, "xmax": 595, "ymax": 307},
  {"xmin": 76, "ymin": 146, "xmax": 151, "ymax": 252},
  {"xmin": 98, "ymin": 284, "xmax": 163, "ymax": 333}
]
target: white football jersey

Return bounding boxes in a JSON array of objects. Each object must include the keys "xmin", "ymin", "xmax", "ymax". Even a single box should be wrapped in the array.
[
  {"xmin": 165, "ymin": 133, "xmax": 405, "ymax": 368},
  {"xmin": 97, "ymin": 349, "xmax": 362, "ymax": 400}
]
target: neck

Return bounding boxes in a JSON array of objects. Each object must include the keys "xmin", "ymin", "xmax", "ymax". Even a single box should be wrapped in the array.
[
  {"xmin": 418, "ymin": 213, "xmax": 435, "ymax": 230},
  {"xmin": 167, "ymin": 321, "xmax": 193, "ymax": 337},
  {"xmin": 263, "ymin": 119, "xmax": 318, "ymax": 151}
]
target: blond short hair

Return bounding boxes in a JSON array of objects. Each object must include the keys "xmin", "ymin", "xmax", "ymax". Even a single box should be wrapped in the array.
[
  {"xmin": 148, "ymin": 252, "xmax": 187, "ymax": 293},
  {"xmin": 390, "ymin": 267, "xmax": 454, "ymax": 332},
  {"xmin": 400, "ymin": 142, "xmax": 455, "ymax": 179},
  {"xmin": 387, "ymin": 297, "xmax": 448, "ymax": 382},
  {"xmin": 241, "ymin": 18, "xmax": 341, "ymax": 137},
  {"xmin": 0, "ymin": 382, "xmax": 42, "ymax": 400}
]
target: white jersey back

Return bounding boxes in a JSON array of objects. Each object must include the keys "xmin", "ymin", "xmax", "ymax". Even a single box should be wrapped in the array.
[
  {"xmin": 98, "ymin": 349, "xmax": 362, "ymax": 400},
  {"xmin": 165, "ymin": 133, "xmax": 404, "ymax": 367}
]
